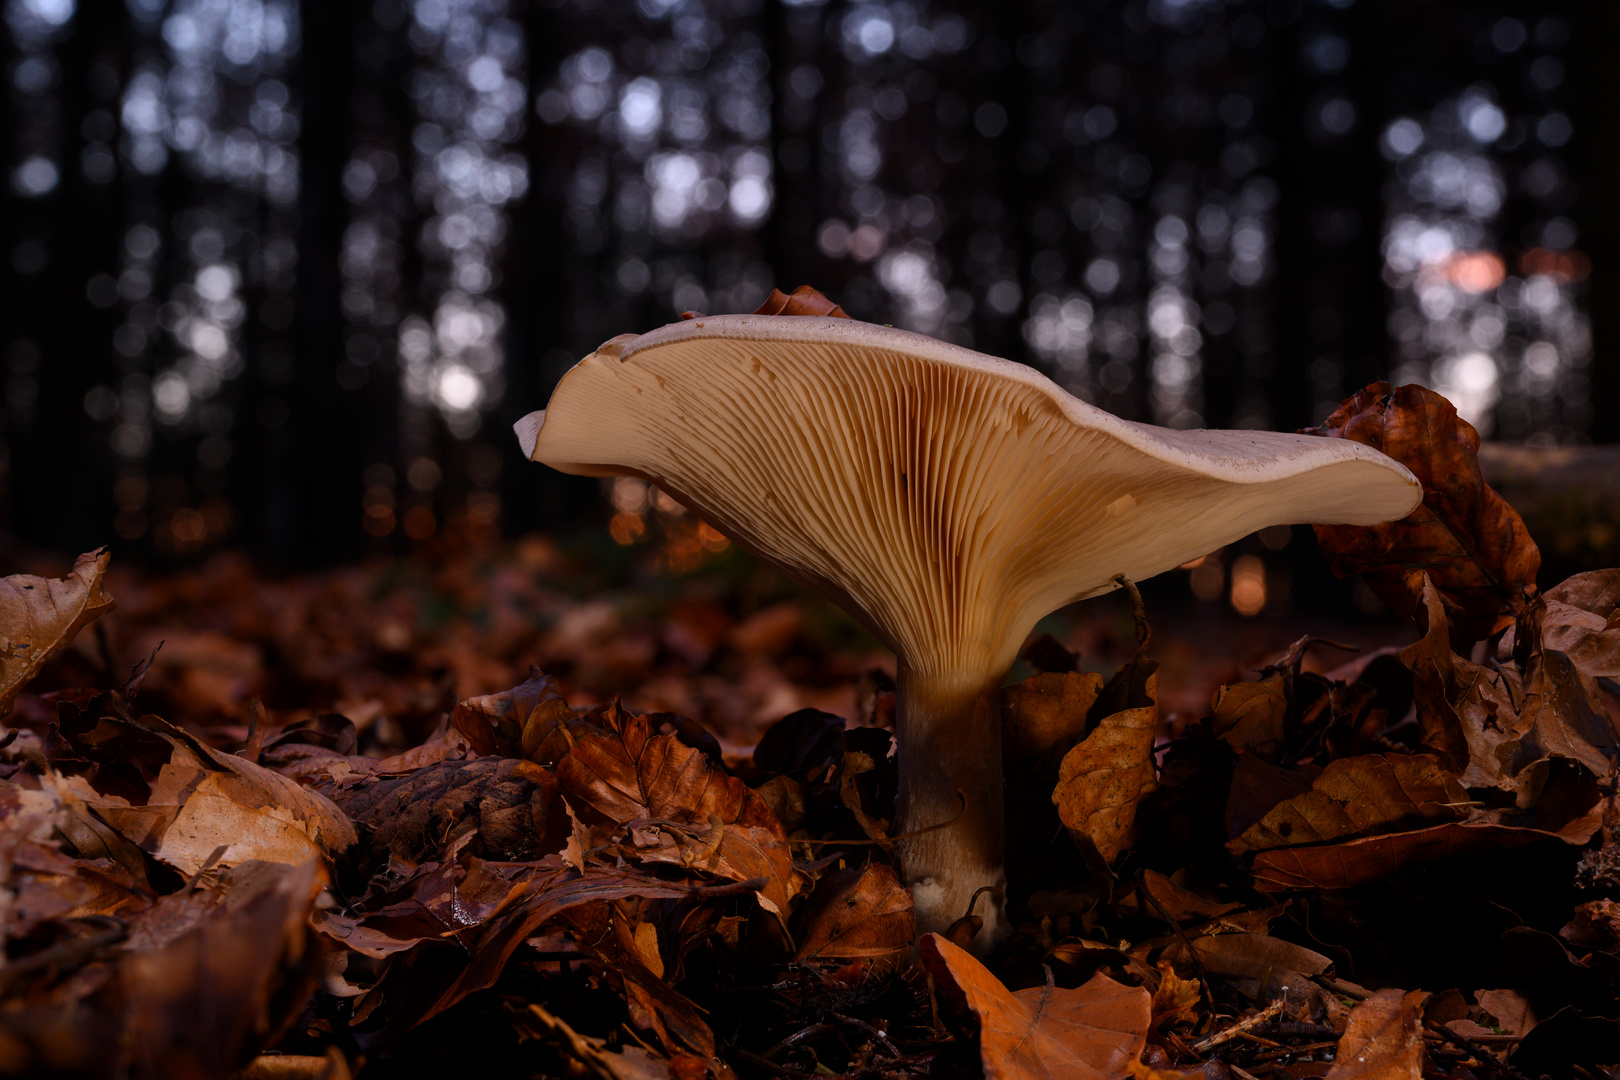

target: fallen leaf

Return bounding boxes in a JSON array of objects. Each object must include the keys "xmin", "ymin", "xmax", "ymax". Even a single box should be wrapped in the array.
[
  {"xmin": 920, "ymin": 932, "xmax": 1150, "ymax": 1080},
  {"xmin": 1249, "ymin": 820, "xmax": 1576, "ymax": 890},
  {"xmin": 1308, "ymin": 382, "xmax": 1539, "ymax": 639},
  {"xmin": 0, "ymin": 549, "xmax": 115, "ymax": 717},
  {"xmin": 1323, "ymin": 988, "xmax": 1428, "ymax": 1080},
  {"xmin": 1560, "ymin": 899, "xmax": 1620, "ymax": 952},
  {"xmin": 1002, "ymin": 670, "xmax": 1104, "ymax": 762},
  {"xmin": 1149, "ymin": 962, "xmax": 1202, "ymax": 1032},
  {"xmin": 1504, "ymin": 568, "xmax": 1620, "ymax": 680},
  {"xmin": 792, "ymin": 862, "xmax": 914, "ymax": 966},
  {"xmin": 450, "ymin": 667, "xmax": 593, "ymax": 765},
  {"xmin": 1053, "ymin": 668, "xmax": 1159, "ymax": 864},
  {"xmin": 1475, "ymin": 988, "xmax": 1536, "ymax": 1037},
  {"xmin": 1115, "ymin": 870, "xmax": 1241, "ymax": 923},
  {"xmin": 1228, "ymin": 753, "xmax": 1467, "ymax": 855},
  {"xmin": 1225, "ymin": 754, "xmax": 1321, "ymax": 841},
  {"xmin": 1181, "ymin": 933, "xmax": 1331, "ymax": 979},
  {"xmin": 558, "ymin": 707, "xmax": 796, "ymax": 912},
  {"xmin": 1210, "ymin": 675, "xmax": 1288, "ymax": 757},
  {"xmin": 752, "ymin": 284, "xmax": 849, "ymax": 318}
]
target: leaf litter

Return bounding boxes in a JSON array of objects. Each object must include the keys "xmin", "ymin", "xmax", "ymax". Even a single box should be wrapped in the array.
[{"xmin": 0, "ymin": 379, "xmax": 1617, "ymax": 1078}]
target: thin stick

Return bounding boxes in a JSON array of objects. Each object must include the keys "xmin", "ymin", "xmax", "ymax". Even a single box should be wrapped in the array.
[{"xmin": 1189, "ymin": 999, "xmax": 1285, "ymax": 1053}]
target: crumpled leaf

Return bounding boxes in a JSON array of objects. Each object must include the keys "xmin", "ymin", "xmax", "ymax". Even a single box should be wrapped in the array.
[
  {"xmin": 1504, "ymin": 569, "xmax": 1620, "ymax": 680},
  {"xmin": 920, "ymin": 933, "xmax": 1150, "ymax": 1080},
  {"xmin": 1307, "ymin": 382, "xmax": 1539, "ymax": 639},
  {"xmin": 91, "ymin": 715, "xmax": 355, "ymax": 875},
  {"xmin": 791, "ymin": 862, "xmax": 914, "ymax": 967},
  {"xmin": 1228, "ymin": 753, "xmax": 1468, "ymax": 855},
  {"xmin": 558, "ymin": 706, "xmax": 796, "ymax": 912},
  {"xmin": 751, "ymin": 284, "xmax": 849, "ymax": 318},
  {"xmin": 1323, "ymin": 988, "xmax": 1429, "ymax": 1080},
  {"xmin": 0, "ymin": 549, "xmax": 115, "ymax": 717},
  {"xmin": 1114, "ymin": 870, "xmax": 1241, "ymax": 923},
  {"xmin": 450, "ymin": 667, "xmax": 595, "ymax": 765},
  {"xmin": 1053, "ymin": 667, "xmax": 1159, "ymax": 864}
]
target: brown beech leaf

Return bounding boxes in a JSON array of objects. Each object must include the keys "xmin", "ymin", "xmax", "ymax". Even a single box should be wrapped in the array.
[
  {"xmin": 450, "ymin": 667, "xmax": 593, "ymax": 764},
  {"xmin": 1249, "ymin": 819, "xmax": 1577, "ymax": 890},
  {"xmin": 1324, "ymin": 988, "xmax": 1429, "ymax": 1080},
  {"xmin": 1210, "ymin": 675, "xmax": 1289, "ymax": 757},
  {"xmin": 752, "ymin": 284, "xmax": 849, "ymax": 318},
  {"xmin": 792, "ymin": 862, "xmax": 915, "ymax": 966},
  {"xmin": 1475, "ymin": 988, "xmax": 1537, "ymax": 1037},
  {"xmin": 1228, "ymin": 753, "xmax": 1468, "ymax": 856},
  {"xmin": 1149, "ymin": 962, "xmax": 1202, "ymax": 1032},
  {"xmin": 1400, "ymin": 578, "xmax": 1521, "ymax": 782},
  {"xmin": 557, "ymin": 707, "xmax": 795, "ymax": 911},
  {"xmin": 1002, "ymin": 670, "xmax": 1104, "ymax": 762},
  {"xmin": 122, "ymin": 860, "xmax": 324, "ymax": 1080},
  {"xmin": 1053, "ymin": 668, "xmax": 1159, "ymax": 864},
  {"xmin": 1114, "ymin": 869, "xmax": 1241, "ymax": 923},
  {"xmin": 920, "ymin": 933, "xmax": 1151, "ymax": 1080},
  {"xmin": 1307, "ymin": 382, "xmax": 1539, "ymax": 639},
  {"xmin": 1504, "ymin": 569, "xmax": 1620, "ymax": 680},
  {"xmin": 1506, "ymin": 597, "xmax": 1618, "ymax": 784},
  {"xmin": 1180, "ymin": 933, "xmax": 1331, "ymax": 979},
  {"xmin": 0, "ymin": 549, "xmax": 116, "ymax": 716},
  {"xmin": 92, "ymin": 715, "xmax": 356, "ymax": 875},
  {"xmin": 1225, "ymin": 755, "xmax": 1321, "ymax": 841}
]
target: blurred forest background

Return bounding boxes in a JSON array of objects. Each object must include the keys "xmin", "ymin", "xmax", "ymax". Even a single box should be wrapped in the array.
[{"xmin": 2, "ymin": 0, "xmax": 1613, "ymax": 579}]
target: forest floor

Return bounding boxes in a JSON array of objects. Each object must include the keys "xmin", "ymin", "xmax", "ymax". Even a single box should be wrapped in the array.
[{"xmin": 0, "ymin": 385, "xmax": 1617, "ymax": 1080}]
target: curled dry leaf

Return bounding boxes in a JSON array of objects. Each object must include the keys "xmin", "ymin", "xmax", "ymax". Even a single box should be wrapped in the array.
[
  {"xmin": 558, "ymin": 708, "xmax": 796, "ymax": 912},
  {"xmin": 751, "ymin": 284, "xmax": 849, "ymax": 318},
  {"xmin": 791, "ymin": 862, "xmax": 914, "ymax": 967},
  {"xmin": 1209, "ymin": 675, "xmax": 1288, "ymax": 758},
  {"xmin": 1115, "ymin": 869, "xmax": 1241, "ymax": 923},
  {"xmin": 920, "ymin": 932, "xmax": 1151, "ymax": 1080},
  {"xmin": 1053, "ymin": 667, "xmax": 1159, "ymax": 865},
  {"xmin": 450, "ymin": 667, "xmax": 593, "ymax": 765},
  {"xmin": 95, "ymin": 715, "xmax": 355, "ymax": 875},
  {"xmin": 1308, "ymin": 382, "xmax": 1539, "ymax": 639},
  {"xmin": 1228, "ymin": 753, "xmax": 1468, "ymax": 856},
  {"xmin": 1323, "ymin": 988, "xmax": 1429, "ymax": 1080},
  {"xmin": 0, "ymin": 549, "xmax": 116, "ymax": 716},
  {"xmin": 1505, "ymin": 568, "xmax": 1620, "ymax": 679}
]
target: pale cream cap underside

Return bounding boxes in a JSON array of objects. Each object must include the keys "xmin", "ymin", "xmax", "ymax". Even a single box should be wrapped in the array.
[{"xmin": 522, "ymin": 315, "xmax": 1420, "ymax": 679}]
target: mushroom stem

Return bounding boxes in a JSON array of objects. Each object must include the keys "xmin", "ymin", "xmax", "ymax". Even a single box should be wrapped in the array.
[{"xmin": 893, "ymin": 661, "xmax": 1007, "ymax": 944}]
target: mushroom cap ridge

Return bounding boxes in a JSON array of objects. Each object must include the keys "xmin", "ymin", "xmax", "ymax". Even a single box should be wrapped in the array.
[{"xmin": 524, "ymin": 315, "xmax": 1421, "ymax": 679}]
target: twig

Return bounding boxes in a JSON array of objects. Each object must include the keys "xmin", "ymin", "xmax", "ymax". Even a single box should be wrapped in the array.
[
  {"xmin": 1249, "ymin": 1040, "xmax": 1338, "ymax": 1063},
  {"xmin": 1135, "ymin": 868, "xmax": 1206, "ymax": 981},
  {"xmin": 1189, "ymin": 999, "xmax": 1285, "ymax": 1053}
]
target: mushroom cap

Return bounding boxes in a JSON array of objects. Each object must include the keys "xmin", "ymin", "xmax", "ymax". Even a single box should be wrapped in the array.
[{"xmin": 521, "ymin": 315, "xmax": 1420, "ymax": 680}]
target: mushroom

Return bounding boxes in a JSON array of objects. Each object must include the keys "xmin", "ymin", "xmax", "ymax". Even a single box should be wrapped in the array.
[{"xmin": 516, "ymin": 313, "xmax": 1421, "ymax": 942}]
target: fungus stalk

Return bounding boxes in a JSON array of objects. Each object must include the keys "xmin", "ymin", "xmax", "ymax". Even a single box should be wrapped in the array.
[{"xmin": 892, "ymin": 663, "xmax": 1006, "ymax": 938}]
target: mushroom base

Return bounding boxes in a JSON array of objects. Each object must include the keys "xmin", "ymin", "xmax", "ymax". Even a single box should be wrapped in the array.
[{"xmin": 893, "ymin": 664, "xmax": 1007, "ymax": 950}]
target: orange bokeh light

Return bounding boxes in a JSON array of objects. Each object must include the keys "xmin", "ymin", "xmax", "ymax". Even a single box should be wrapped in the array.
[{"xmin": 1440, "ymin": 251, "xmax": 1506, "ymax": 293}]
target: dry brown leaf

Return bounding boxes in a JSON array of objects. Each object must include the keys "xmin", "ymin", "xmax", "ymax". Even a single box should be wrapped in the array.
[
  {"xmin": 558, "ymin": 707, "xmax": 796, "ymax": 912},
  {"xmin": 1115, "ymin": 869, "xmax": 1241, "ymax": 923},
  {"xmin": 0, "ymin": 549, "xmax": 115, "ymax": 716},
  {"xmin": 1249, "ymin": 819, "xmax": 1578, "ymax": 890},
  {"xmin": 450, "ymin": 667, "xmax": 594, "ymax": 765},
  {"xmin": 1053, "ymin": 670, "xmax": 1159, "ymax": 864},
  {"xmin": 1324, "ymin": 988, "xmax": 1429, "ymax": 1080},
  {"xmin": 1307, "ymin": 382, "xmax": 1539, "ymax": 639},
  {"xmin": 1228, "ymin": 753, "xmax": 1468, "ymax": 855},
  {"xmin": 1173, "ymin": 933, "xmax": 1331, "ymax": 979},
  {"xmin": 1507, "ymin": 569, "xmax": 1620, "ymax": 680},
  {"xmin": 1149, "ymin": 962, "xmax": 1202, "ymax": 1032},
  {"xmin": 751, "ymin": 284, "xmax": 849, "ymax": 318},
  {"xmin": 1475, "ymin": 988, "xmax": 1537, "ymax": 1037},
  {"xmin": 920, "ymin": 932, "xmax": 1151, "ymax": 1080},
  {"xmin": 94, "ymin": 716, "xmax": 356, "ymax": 875},
  {"xmin": 1002, "ymin": 670, "xmax": 1104, "ymax": 762},
  {"xmin": 1210, "ymin": 675, "xmax": 1288, "ymax": 757},
  {"xmin": 791, "ymin": 862, "xmax": 914, "ymax": 966}
]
